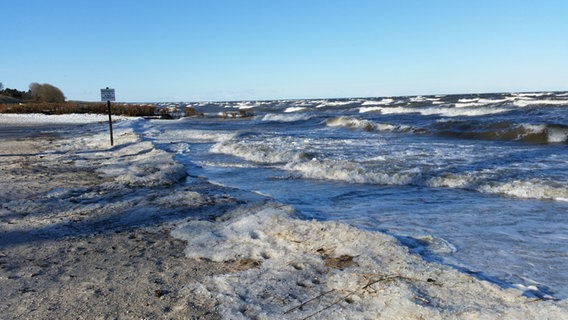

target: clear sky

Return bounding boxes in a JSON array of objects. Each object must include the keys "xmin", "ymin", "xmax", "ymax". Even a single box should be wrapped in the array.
[{"xmin": 2, "ymin": 0, "xmax": 567, "ymax": 102}]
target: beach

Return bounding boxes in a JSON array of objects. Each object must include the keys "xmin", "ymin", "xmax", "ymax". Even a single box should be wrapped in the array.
[
  {"xmin": 0, "ymin": 118, "xmax": 263, "ymax": 319},
  {"xmin": 1, "ymin": 114, "xmax": 568, "ymax": 319}
]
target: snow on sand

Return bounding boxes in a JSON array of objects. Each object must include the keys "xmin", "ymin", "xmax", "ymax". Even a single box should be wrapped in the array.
[{"xmin": 1, "ymin": 114, "xmax": 567, "ymax": 319}]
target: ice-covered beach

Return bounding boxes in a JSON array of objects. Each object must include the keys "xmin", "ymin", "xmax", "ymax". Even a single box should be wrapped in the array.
[{"xmin": 1, "ymin": 113, "xmax": 568, "ymax": 319}]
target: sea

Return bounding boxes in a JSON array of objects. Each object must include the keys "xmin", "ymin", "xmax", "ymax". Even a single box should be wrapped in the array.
[{"xmin": 141, "ymin": 91, "xmax": 568, "ymax": 299}]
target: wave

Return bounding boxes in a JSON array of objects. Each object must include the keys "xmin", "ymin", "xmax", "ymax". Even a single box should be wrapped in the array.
[
  {"xmin": 209, "ymin": 134, "xmax": 568, "ymax": 201},
  {"xmin": 325, "ymin": 116, "xmax": 567, "ymax": 144},
  {"xmin": 359, "ymin": 105, "xmax": 510, "ymax": 117},
  {"xmin": 478, "ymin": 180, "xmax": 568, "ymax": 202},
  {"xmin": 315, "ymin": 100, "xmax": 359, "ymax": 108},
  {"xmin": 434, "ymin": 120, "xmax": 568, "ymax": 144},
  {"xmin": 286, "ymin": 159, "xmax": 415, "ymax": 185},
  {"xmin": 512, "ymin": 92, "xmax": 552, "ymax": 97},
  {"xmin": 513, "ymin": 99, "xmax": 568, "ymax": 107},
  {"xmin": 292, "ymin": 159, "xmax": 568, "ymax": 201},
  {"xmin": 361, "ymin": 98, "xmax": 397, "ymax": 106},
  {"xmin": 428, "ymin": 173, "xmax": 568, "ymax": 201},
  {"xmin": 325, "ymin": 116, "xmax": 414, "ymax": 133},
  {"xmin": 284, "ymin": 106, "xmax": 307, "ymax": 112},
  {"xmin": 145, "ymin": 128, "xmax": 237, "ymax": 143},
  {"xmin": 287, "ymin": 157, "xmax": 568, "ymax": 201},
  {"xmin": 210, "ymin": 138, "xmax": 305, "ymax": 164},
  {"xmin": 262, "ymin": 113, "xmax": 314, "ymax": 122},
  {"xmin": 454, "ymin": 98, "xmax": 511, "ymax": 108}
]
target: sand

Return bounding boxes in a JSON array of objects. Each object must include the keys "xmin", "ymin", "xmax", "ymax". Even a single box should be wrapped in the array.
[{"xmin": 0, "ymin": 124, "xmax": 259, "ymax": 319}]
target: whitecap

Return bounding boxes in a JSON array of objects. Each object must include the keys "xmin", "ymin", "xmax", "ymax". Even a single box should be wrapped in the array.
[
  {"xmin": 284, "ymin": 106, "xmax": 307, "ymax": 113},
  {"xmin": 262, "ymin": 113, "xmax": 312, "ymax": 122},
  {"xmin": 478, "ymin": 180, "xmax": 568, "ymax": 201},
  {"xmin": 361, "ymin": 98, "xmax": 395, "ymax": 106},
  {"xmin": 286, "ymin": 158, "xmax": 415, "ymax": 185},
  {"xmin": 513, "ymin": 99, "xmax": 568, "ymax": 107}
]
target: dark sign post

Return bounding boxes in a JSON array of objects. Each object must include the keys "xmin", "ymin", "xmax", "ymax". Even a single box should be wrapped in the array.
[{"xmin": 100, "ymin": 87, "xmax": 116, "ymax": 146}]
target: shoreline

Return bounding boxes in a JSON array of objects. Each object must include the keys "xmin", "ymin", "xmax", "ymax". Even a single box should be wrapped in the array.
[
  {"xmin": 1, "ymin": 118, "xmax": 567, "ymax": 319},
  {"xmin": 0, "ymin": 122, "xmax": 263, "ymax": 319}
]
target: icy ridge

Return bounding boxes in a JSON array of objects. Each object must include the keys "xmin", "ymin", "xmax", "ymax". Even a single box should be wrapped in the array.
[{"xmin": 172, "ymin": 203, "xmax": 568, "ymax": 319}]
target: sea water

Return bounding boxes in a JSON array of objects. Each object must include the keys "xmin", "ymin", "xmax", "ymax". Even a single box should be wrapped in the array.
[{"xmin": 140, "ymin": 91, "xmax": 568, "ymax": 299}]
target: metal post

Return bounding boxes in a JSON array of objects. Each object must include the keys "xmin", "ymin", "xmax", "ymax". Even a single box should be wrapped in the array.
[
  {"xmin": 107, "ymin": 99, "xmax": 114, "ymax": 146},
  {"xmin": 101, "ymin": 87, "xmax": 115, "ymax": 147}
]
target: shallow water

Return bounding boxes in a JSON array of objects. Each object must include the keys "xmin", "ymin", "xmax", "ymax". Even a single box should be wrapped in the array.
[{"xmin": 142, "ymin": 92, "xmax": 568, "ymax": 298}]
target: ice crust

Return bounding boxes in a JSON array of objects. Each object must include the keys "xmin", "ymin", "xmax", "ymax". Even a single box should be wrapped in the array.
[{"xmin": 172, "ymin": 203, "xmax": 568, "ymax": 319}]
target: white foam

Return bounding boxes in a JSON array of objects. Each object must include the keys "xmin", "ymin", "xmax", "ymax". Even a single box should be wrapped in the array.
[
  {"xmin": 521, "ymin": 123, "xmax": 547, "ymax": 134},
  {"xmin": 479, "ymin": 180, "xmax": 568, "ymax": 201},
  {"xmin": 326, "ymin": 116, "xmax": 378, "ymax": 131},
  {"xmin": 284, "ymin": 106, "xmax": 307, "ymax": 113},
  {"xmin": 426, "ymin": 172, "xmax": 480, "ymax": 189},
  {"xmin": 514, "ymin": 124, "xmax": 568, "ymax": 143},
  {"xmin": 145, "ymin": 127, "xmax": 237, "ymax": 143},
  {"xmin": 195, "ymin": 160, "xmax": 259, "ymax": 169},
  {"xmin": 513, "ymin": 99, "xmax": 568, "ymax": 107},
  {"xmin": 287, "ymin": 159, "xmax": 414, "ymax": 185},
  {"xmin": 359, "ymin": 105, "xmax": 509, "ymax": 117},
  {"xmin": 457, "ymin": 98, "xmax": 479, "ymax": 103},
  {"xmin": 222, "ymin": 102, "xmax": 259, "ymax": 110},
  {"xmin": 513, "ymin": 92, "xmax": 550, "ymax": 97},
  {"xmin": 410, "ymin": 96, "xmax": 439, "ymax": 103},
  {"xmin": 172, "ymin": 203, "xmax": 568, "ymax": 319},
  {"xmin": 547, "ymin": 126, "xmax": 568, "ymax": 143},
  {"xmin": 325, "ymin": 116, "xmax": 411, "ymax": 133},
  {"xmin": 315, "ymin": 101, "xmax": 354, "ymax": 108},
  {"xmin": 262, "ymin": 113, "xmax": 313, "ymax": 122},
  {"xmin": 236, "ymin": 102, "xmax": 257, "ymax": 110},
  {"xmin": 454, "ymin": 98, "xmax": 509, "ymax": 108},
  {"xmin": 361, "ymin": 98, "xmax": 395, "ymax": 106},
  {"xmin": 210, "ymin": 139, "xmax": 302, "ymax": 164}
]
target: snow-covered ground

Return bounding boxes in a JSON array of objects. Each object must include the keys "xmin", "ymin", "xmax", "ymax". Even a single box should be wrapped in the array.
[{"xmin": 0, "ymin": 113, "xmax": 132, "ymax": 124}]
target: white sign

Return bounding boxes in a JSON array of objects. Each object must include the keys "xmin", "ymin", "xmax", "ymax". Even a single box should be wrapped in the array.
[{"xmin": 101, "ymin": 88, "xmax": 115, "ymax": 101}]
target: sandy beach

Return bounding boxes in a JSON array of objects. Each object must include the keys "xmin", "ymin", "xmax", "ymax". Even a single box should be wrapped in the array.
[
  {"xmin": 0, "ymin": 122, "xmax": 261, "ymax": 319},
  {"xmin": 2, "ymin": 116, "xmax": 568, "ymax": 319}
]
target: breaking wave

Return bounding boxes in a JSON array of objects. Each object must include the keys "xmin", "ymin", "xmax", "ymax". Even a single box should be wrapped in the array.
[
  {"xmin": 359, "ymin": 105, "xmax": 510, "ymax": 117},
  {"xmin": 210, "ymin": 137, "xmax": 568, "ymax": 201},
  {"xmin": 325, "ymin": 116, "xmax": 414, "ymax": 133},
  {"xmin": 262, "ymin": 113, "xmax": 314, "ymax": 122},
  {"xmin": 434, "ymin": 120, "xmax": 568, "ymax": 144},
  {"xmin": 210, "ymin": 138, "xmax": 305, "ymax": 164}
]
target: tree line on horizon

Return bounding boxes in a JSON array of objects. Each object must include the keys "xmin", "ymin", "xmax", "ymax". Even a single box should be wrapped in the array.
[
  {"xmin": 0, "ymin": 82, "xmax": 65, "ymax": 103},
  {"xmin": 0, "ymin": 82, "xmax": 158, "ymax": 117}
]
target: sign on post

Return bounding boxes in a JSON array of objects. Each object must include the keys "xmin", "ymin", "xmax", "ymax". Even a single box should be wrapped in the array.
[
  {"xmin": 101, "ymin": 88, "xmax": 115, "ymax": 101},
  {"xmin": 101, "ymin": 87, "xmax": 115, "ymax": 146}
]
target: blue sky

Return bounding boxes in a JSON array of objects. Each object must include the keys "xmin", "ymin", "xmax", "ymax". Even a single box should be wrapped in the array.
[{"xmin": 2, "ymin": 0, "xmax": 567, "ymax": 102}]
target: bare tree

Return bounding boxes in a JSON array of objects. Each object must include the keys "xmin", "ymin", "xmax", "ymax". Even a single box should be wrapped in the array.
[
  {"xmin": 0, "ymin": 82, "xmax": 4, "ymax": 91},
  {"xmin": 29, "ymin": 83, "xmax": 66, "ymax": 102}
]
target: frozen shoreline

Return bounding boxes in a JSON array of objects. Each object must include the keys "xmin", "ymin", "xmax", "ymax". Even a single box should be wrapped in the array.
[
  {"xmin": 1, "ymin": 114, "xmax": 567, "ymax": 319},
  {"xmin": 0, "ymin": 116, "xmax": 263, "ymax": 319}
]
